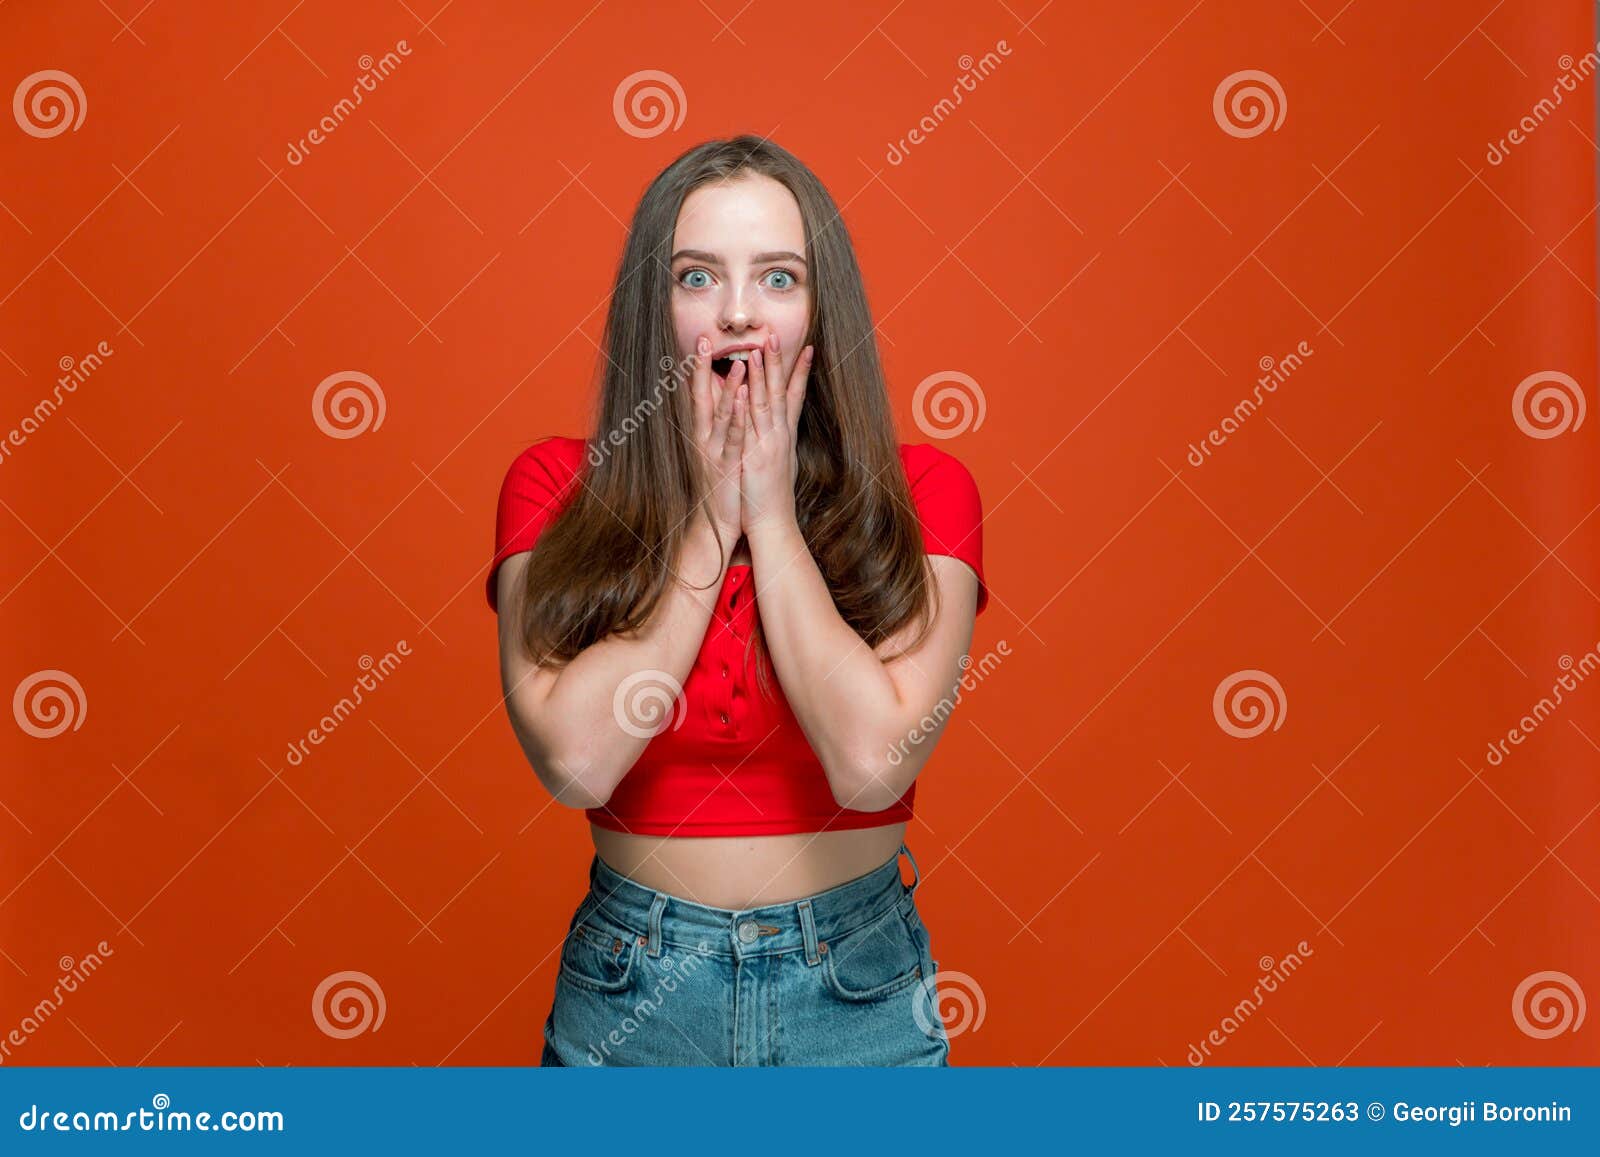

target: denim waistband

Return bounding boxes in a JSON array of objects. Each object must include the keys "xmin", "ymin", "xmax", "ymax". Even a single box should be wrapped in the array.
[{"xmin": 584, "ymin": 841, "xmax": 923, "ymax": 962}]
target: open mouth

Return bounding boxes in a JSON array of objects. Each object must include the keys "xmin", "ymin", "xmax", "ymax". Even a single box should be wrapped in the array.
[{"xmin": 710, "ymin": 350, "xmax": 753, "ymax": 388}]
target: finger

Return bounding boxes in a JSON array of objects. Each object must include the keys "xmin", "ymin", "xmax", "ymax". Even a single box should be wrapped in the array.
[
  {"xmin": 708, "ymin": 353, "xmax": 739, "ymax": 456},
  {"xmin": 764, "ymin": 334, "xmax": 786, "ymax": 436},
  {"xmin": 722, "ymin": 386, "xmax": 747, "ymax": 481},
  {"xmin": 718, "ymin": 360, "xmax": 747, "ymax": 461},
  {"xmin": 787, "ymin": 343, "xmax": 813, "ymax": 441},
  {"xmin": 691, "ymin": 334, "xmax": 714, "ymax": 443},
  {"xmin": 749, "ymin": 343, "xmax": 772, "ymax": 438}
]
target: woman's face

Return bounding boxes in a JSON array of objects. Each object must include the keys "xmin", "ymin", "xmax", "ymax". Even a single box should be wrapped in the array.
[{"xmin": 669, "ymin": 172, "xmax": 812, "ymax": 399}]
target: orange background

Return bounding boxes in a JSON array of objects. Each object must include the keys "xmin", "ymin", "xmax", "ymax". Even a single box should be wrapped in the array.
[{"xmin": 3, "ymin": 0, "xmax": 1598, "ymax": 1066}]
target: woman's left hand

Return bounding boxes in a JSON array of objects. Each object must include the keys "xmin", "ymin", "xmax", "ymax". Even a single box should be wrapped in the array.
[{"xmin": 738, "ymin": 333, "xmax": 813, "ymax": 536}]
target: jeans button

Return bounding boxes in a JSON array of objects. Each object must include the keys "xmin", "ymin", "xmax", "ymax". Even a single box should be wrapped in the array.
[{"xmin": 737, "ymin": 920, "xmax": 759, "ymax": 944}]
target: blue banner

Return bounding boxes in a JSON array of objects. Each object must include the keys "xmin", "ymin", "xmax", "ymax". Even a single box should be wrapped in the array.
[{"xmin": 2, "ymin": 1066, "xmax": 1596, "ymax": 1152}]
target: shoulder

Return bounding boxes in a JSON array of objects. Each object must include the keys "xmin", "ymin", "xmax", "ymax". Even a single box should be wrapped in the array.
[
  {"xmin": 486, "ymin": 436, "xmax": 589, "ymax": 613},
  {"xmin": 897, "ymin": 442, "xmax": 987, "ymax": 614},
  {"xmin": 496, "ymin": 435, "xmax": 588, "ymax": 507},
  {"xmin": 503, "ymin": 435, "xmax": 588, "ymax": 484},
  {"xmin": 897, "ymin": 442, "xmax": 981, "ymax": 512}
]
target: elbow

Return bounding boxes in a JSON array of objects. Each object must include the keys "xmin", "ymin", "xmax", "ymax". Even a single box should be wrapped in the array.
[
  {"xmin": 506, "ymin": 707, "xmax": 614, "ymax": 810},
  {"xmin": 545, "ymin": 769, "xmax": 611, "ymax": 811},
  {"xmin": 827, "ymin": 747, "xmax": 910, "ymax": 814},
  {"xmin": 535, "ymin": 739, "xmax": 618, "ymax": 811}
]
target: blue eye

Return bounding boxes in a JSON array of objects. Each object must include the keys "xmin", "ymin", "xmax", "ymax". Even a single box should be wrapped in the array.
[
  {"xmin": 680, "ymin": 269, "xmax": 712, "ymax": 289},
  {"xmin": 765, "ymin": 270, "xmax": 796, "ymax": 290}
]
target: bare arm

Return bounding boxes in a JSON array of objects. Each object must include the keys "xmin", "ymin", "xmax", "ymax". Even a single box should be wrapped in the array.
[
  {"xmin": 495, "ymin": 332, "xmax": 746, "ymax": 809},
  {"xmin": 496, "ymin": 519, "xmax": 730, "ymax": 809},
  {"xmin": 746, "ymin": 518, "xmax": 979, "ymax": 811},
  {"xmin": 732, "ymin": 333, "xmax": 979, "ymax": 812}
]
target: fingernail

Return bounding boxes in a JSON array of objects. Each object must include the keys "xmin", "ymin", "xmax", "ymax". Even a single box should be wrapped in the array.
[
  {"xmin": 768, "ymin": 334, "xmax": 779, "ymax": 351},
  {"xmin": 805, "ymin": 345, "xmax": 815, "ymax": 361},
  {"xmin": 697, "ymin": 335, "xmax": 709, "ymax": 354}
]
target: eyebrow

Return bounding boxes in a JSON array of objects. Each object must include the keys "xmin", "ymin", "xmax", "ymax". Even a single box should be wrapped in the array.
[{"xmin": 669, "ymin": 248, "xmax": 807, "ymax": 267}]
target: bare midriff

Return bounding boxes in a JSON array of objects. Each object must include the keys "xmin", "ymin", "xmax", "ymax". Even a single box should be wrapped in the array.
[{"xmin": 589, "ymin": 821, "xmax": 909, "ymax": 909}]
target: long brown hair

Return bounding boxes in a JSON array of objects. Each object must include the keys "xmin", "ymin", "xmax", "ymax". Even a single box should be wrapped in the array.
[{"xmin": 515, "ymin": 134, "xmax": 938, "ymax": 700}]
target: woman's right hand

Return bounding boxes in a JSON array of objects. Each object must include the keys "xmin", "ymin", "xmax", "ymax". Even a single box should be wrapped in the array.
[{"xmin": 689, "ymin": 333, "xmax": 747, "ymax": 555}]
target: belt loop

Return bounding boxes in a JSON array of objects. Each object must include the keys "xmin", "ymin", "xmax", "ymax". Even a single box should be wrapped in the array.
[
  {"xmin": 797, "ymin": 899, "xmax": 821, "ymax": 966},
  {"xmin": 646, "ymin": 892, "xmax": 667, "ymax": 958},
  {"xmin": 900, "ymin": 841, "xmax": 922, "ymax": 897}
]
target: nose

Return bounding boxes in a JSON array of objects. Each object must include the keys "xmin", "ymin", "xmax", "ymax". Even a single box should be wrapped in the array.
[{"xmin": 717, "ymin": 279, "xmax": 758, "ymax": 333}]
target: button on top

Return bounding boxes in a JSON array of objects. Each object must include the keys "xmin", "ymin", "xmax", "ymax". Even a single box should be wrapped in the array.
[
  {"xmin": 719, "ymin": 711, "xmax": 730, "ymax": 725},
  {"xmin": 720, "ymin": 666, "xmax": 729, "ymax": 679},
  {"xmin": 737, "ymin": 921, "xmax": 759, "ymax": 944}
]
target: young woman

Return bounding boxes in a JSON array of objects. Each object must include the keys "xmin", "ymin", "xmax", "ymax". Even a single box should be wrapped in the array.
[{"xmin": 487, "ymin": 135, "xmax": 989, "ymax": 1066}]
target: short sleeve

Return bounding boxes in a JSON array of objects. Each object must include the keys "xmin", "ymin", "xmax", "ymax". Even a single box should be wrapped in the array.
[
  {"xmin": 485, "ymin": 437, "xmax": 585, "ymax": 612},
  {"xmin": 903, "ymin": 444, "xmax": 988, "ymax": 615}
]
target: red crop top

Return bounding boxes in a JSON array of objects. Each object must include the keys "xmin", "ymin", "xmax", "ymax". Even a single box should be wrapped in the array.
[{"xmin": 487, "ymin": 436, "xmax": 987, "ymax": 837}]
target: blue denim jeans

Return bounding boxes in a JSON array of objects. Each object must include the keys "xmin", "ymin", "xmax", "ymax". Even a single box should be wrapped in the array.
[{"xmin": 540, "ymin": 841, "xmax": 949, "ymax": 1066}]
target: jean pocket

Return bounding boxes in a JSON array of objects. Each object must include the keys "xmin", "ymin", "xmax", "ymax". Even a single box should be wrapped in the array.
[
  {"xmin": 821, "ymin": 901, "xmax": 926, "ymax": 1003},
  {"xmin": 558, "ymin": 899, "xmax": 641, "ymax": 995}
]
